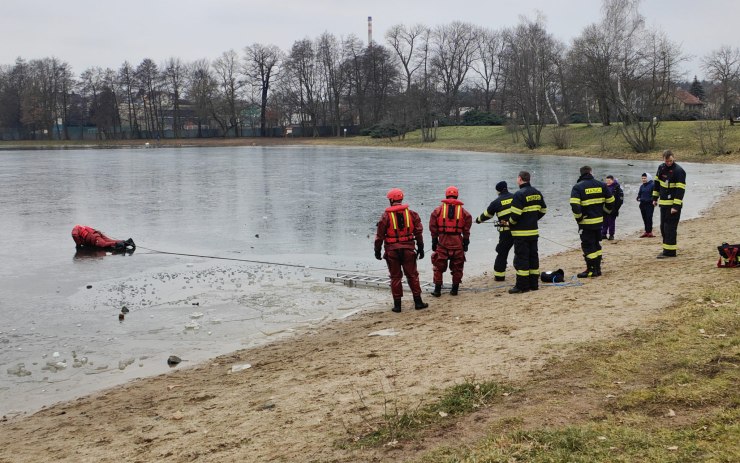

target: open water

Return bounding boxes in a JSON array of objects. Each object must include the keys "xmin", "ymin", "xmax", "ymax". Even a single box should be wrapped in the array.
[{"xmin": 1, "ymin": 145, "xmax": 738, "ymax": 416}]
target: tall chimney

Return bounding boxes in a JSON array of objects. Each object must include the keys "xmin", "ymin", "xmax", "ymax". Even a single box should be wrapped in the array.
[{"xmin": 368, "ymin": 16, "xmax": 372, "ymax": 46}]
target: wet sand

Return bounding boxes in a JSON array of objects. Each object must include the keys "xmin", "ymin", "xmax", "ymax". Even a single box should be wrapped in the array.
[{"xmin": 1, "ymin": 190, "xmax": 739, "ymax": 462}]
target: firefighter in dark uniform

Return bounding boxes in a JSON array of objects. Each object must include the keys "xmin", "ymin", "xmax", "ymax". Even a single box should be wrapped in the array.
[
  {"xmin": 429, "ymin": 186, "xmax": 473, "ymax": 297},
  {"xmin": 374, "ymin": 188, "xmax": 429, "ymax": 312},
  {"xmin": 507, "ymin": 171, "xmax": 547, "ymax": 294},
  {"xmin": 652, "ymin": 149, "xmax": 686, "ymax": 258},
  {"xmin": 475, "ymin": 181, "xmax": 514, "ymax": 281},
  {"xmin": 570, "ymin": 166, "xmax": 615, "ymax": 278}
]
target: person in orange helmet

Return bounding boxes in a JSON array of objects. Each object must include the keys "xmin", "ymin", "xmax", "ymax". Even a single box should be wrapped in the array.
[
  {"xmin": 374, "ymin": 188, "xmax": 428, "ymax": 313},
  {"xmin": 429, "ymin": 186, "xmax": 472, "ymax": 297}
]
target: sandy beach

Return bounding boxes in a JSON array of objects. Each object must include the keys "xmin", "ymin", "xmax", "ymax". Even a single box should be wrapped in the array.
[{"xmin": 1, "ymin": 187, "xmax": 738, "ymax": 462}]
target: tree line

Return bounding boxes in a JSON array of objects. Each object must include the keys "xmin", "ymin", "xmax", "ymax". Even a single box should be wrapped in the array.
[{"xmin": 1, "ymin": 0, "xmax": 738, "ymax": 152}]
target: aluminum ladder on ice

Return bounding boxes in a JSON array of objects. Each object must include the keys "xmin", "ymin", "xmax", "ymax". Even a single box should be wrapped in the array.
[{"xmin": 324, "ymin": 273, "xmax": 437, "ymax": 292}]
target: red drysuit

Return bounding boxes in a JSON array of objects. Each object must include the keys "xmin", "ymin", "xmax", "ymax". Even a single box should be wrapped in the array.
[
  {"xmin": 71, "ymin": 225, "xmax": 125, "ymax": 250},
  {"xmin": 429, "ymin": 199, "xmax": 472, "ymax": 285}
]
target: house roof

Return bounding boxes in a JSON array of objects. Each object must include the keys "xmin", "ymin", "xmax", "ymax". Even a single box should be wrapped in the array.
[{"xmin": 675, "ymin": 88, "xmax": 703, "ymax": 105}]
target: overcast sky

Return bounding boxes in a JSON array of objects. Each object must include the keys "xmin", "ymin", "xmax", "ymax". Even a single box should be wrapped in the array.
[{"xmin": 1, "ymin": 0, "xmax": 737, "ymax": 80}]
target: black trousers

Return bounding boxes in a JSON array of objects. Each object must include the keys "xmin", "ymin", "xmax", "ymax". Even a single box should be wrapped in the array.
[
  {"xmin": 513, "ymin": 238, "xmax": 539, "ymax": 290},
  {"xmin": 493, "ymin": 231, "xmax": 514, "ymax": 278},
  {"xmin": 660, "ymin": 207, "xmax": 681, "ymax": 256},
  {"xmin": 579, "ymin": 228, "xmax": 602, "ymax": 266},
  {"xmin": 639, "ymin": 201, "xmax": 654, "ymax": 233}
]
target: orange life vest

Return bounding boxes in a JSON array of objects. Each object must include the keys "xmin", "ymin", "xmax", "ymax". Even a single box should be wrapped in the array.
[
  {"xmin": 385, "ymin": 204, "xmax": 414, "ymax": 243},
  {"xmin": 437, "ymin": 199, "xmax": 465, "ymax": 234}
]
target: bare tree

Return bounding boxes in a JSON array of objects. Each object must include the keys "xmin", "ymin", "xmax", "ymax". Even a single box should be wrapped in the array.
[
  {"xmin": 471, "ymin": 27, "xmax": 505, "ymax": 112},
  {"xmin": 702, "ymin": 45, "xmax": 740, "ymax": 119},
  {"xmin": 164, "ymin": 57, "xmax": 187, "ymax": 138},
  {"xmin": 502, "ymin": 16, "xmax": 559, "ymax": 149},
  {"xmin": 431, "ymin": 21, "xmax": 479, "ymax": 120},
  {"xmin": 286, "ymin": 39, "xmax": 320, "ymax": 136},
  {"xmin": 385, "ymin": 23, "xmax": 427, "ymax": 92},
  {"xmin": 212, "ymin": 49, "xmax": 244, "ymax": 137},
  {"xmin": 186, "ymin": 59, "xmax": 217, "ymax": 138},
  {"xmin": 315, "ymin": 33, "xmax": 345, "ymax": 136},
  {"xmin": 118, "ymin": 61, "xmax": 140, "ymax": 138},
  {"xmin": 244, "ymin": 43, "xmax": 282, "ymax": 136},
  {"xmin": 135, "ymin": 58, "xmax": 162, "ymax": 138}
]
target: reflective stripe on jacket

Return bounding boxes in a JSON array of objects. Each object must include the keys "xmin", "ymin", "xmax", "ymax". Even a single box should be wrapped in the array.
[
  {"xmin": 508, "ymin": 183, "xmax": 547, "ymax": 239},
  {"xmin": 652, "ymin": 162, "xmax": 686, "ymax": 209},
  {"xmin": 570, "ymin": 174, "xmax": 614, "ymax": 229}
]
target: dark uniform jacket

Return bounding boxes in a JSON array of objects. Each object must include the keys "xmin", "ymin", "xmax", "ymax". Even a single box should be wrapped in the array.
[
  {"xmin": 570, "ymin": 173, "xmax": 615, "ymax": 229},
  {"xmin": 508, "ymin": 183, "xmax": 547, "ymax": 240},
  {"xmin": 652, "ymin": 162, "xmax": 686, "ymax": 210},
  {"xmin": 477, "ymin": 191, "xmax": 514, "ymax": 232}
]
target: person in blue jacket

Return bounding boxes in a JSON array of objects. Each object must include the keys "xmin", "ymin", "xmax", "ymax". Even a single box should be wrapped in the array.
[{"xmin": 636, "ymin": 172, "xmax": 655, "ymax": 237}]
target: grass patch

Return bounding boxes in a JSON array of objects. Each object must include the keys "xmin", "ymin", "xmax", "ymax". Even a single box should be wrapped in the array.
[
  {"xmin": 416, "ymin": 285, "xmax": 739, "ymax": 462},
  {"xmin": 312, "ymin": 121, "xmax": 740, "ymax": 163},
  {"xmin": 342, "ymin": 378, "xmax": 515, "ymax": 448}
]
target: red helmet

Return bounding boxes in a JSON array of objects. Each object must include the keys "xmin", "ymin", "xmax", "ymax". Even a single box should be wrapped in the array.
[
  {"xmin": 386, "ymin": 188, "xmax": 404, "ymax": 202},
  {"xmin": 445, "ymin": 185, "xmax": 459, "ymax": 198}
]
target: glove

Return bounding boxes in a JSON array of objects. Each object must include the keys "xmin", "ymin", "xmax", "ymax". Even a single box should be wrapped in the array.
[
  {"xmin": 475, "ymin": 216, "xmax": 481, "ymax": 224},
  {"xmin": 417, "ymin": 246, "xmax": 425, "ymax": 260},
  {"xmin": 374, "ymin": 249, "xmax": 382, "ymax": 260},
  {"xmin": 431, "ymin": 237, "xmax": 438, "ymax": 252},
  {"xmin": 463, "ymin": 239, "xmax": 469, "ymax": 253}
]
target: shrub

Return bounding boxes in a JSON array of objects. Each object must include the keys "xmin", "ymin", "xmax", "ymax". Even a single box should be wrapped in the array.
[{"xmin": 461, "ymin": 109, "xmax": 505, "ymax": 126}]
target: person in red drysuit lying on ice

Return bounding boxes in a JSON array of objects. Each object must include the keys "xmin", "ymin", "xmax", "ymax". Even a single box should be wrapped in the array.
[{"xmin": 71, "ymin": 225, "xmax": 135, "ymax": 252}]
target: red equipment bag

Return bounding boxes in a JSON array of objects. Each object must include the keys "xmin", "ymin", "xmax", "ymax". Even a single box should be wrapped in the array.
[{"xmin": 717, "ymin": 243, "xmax": 739, "ymax": 268}]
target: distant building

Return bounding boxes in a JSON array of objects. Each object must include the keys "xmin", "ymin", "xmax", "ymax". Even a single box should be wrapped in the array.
[{"xmin": 671, "ymin": 88, "xmax": 704, "ymax": 112}]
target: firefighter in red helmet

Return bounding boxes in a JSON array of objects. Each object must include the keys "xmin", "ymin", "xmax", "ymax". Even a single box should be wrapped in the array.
[
  {"xmin": 429, "ymin": 186, "xmax": 472, "ymax": 296},
  {"xmin": 374, "ymin": 188, "xmax": 428, "ymax": 313}
]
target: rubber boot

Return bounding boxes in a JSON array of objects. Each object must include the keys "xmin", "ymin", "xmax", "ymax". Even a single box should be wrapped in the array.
[
  {"xmin": 392, "ymin": 299, "xmax": 402, "ymax": 313},
  {"xmin": 593, "ymin": 258, "xmax": 602, "ymax": 277},
  {"xmin": 529, "ymin": 274, "xmax": 539, "ymax": 291},
  {"xmin": 449, "ymin": 284, "xmax": 459, "ymax": 296},
  {"xmin": 494, "ymin": 276, "xmax": 505, "ymax": 282},
  {"xmin": 431, "ymin": 284, "xmax": 442, "ymax": 297},
  {"xmin": 577, "ymin": 263, "xmax": 594, "ymax": 278},
  {"xmin": 413, "ymin": 295, "xmax": 428, "ymax": 310}
]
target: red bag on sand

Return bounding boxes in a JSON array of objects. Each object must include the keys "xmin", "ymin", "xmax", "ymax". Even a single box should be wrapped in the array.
[{"xmin": 717, "ymin": 243, "xmax": 739, "ymax": 268}]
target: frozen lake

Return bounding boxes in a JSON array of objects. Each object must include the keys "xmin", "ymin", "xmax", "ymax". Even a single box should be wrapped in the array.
[{"xmin": 1, "ymin": 145, "xmax": 738, "ymax": 415}]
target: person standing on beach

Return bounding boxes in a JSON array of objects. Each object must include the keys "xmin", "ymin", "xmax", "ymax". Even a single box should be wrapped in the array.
[
  {"xmin": 475, "ymin": 181, "xmax": 514, "ymax": 282},
  {"xmin": 507, "ymin": 171, "xmax": 547, "ymax": 294},
  {"xmin": 637, "ymin": 172, "xmax": 655, "ymax": 237},
  {"xmin": 429, "ymin": 186, "xmax": 473, "ymax": 297},
  {"xmin": 374, "ymin": 188, "xmax": 429, "ymax": 312},
  {"xmin": 600, "ymin": 175, "xmax": 623, "ymax": 241},
  {"xmin": 570, "ymin": 166, "xmax": 614, "ymax": 278},
  {"xmin": 653, "ymin": 150, "xmax": 686, "ymax": 258}
]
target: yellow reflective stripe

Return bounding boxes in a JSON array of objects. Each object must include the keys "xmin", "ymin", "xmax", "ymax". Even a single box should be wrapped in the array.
[
  {"xmin": 494, "ymin": 271, "xmax": 506, "ymax": 277},
  {"xmin": 605, "ymin": 196, "xmax": 615, "ymax": 204},
  {"xmin": 669, "ymin": 182, "xmax": 686, "ymax": 189},
  {"xmin": 573, "ymin": 212, "xmax": 582, "ymax": 219},
  {"xmin": 580, "ymin": 217, "xmax": 604, "ymax": 225},
  {"xmin": 390, "ymin": 212, "xmax": 398, "ymax": 230},
  {"xmin": 540, "ymin": 208, "xmax": 547, "ymax": 214},
  {"xmin": 673, "ymin": 199, "xmax": 683, "ymax": 205},
  {"xmin": 516, "ymin": 269, "xmax": 529, "ymax": 277},
  {"xmin": 498, "ymin": 208, "xmax": 512, "ymax": 217},
  {"xmin": 523, "ymin": 205, "xmax": 542, "ymax": 212},
  {"xmin": 483, "ymin": 211, "xmax": 494, "ymax": 218},
  {"xmin": 404, "ymin": 209, "xmax": 410, "ymax": 229},
  {"xmin": 511, "ymin": 229, "xmax": 539, "ymax": 237},
  {"xmin": 652, "ymin": 191, "xmax": 659, "ymax": 197},
  {"xmin": 456, "ymin": 205, "xmax": 461, "ymax": 220},
  {"xmin": 662, "ymin": 243, "xmax": 678, "ymax": 250},
  {"xmin": 570, "ymin": 197, "xmax": 581, "ymax": 204},
  {"xmin": 510, "ymin": 206, "xmax": 522, "ymax": 215},
  {"xmin": 442, "ymin": 203, "xmax": 448, "ymax": 218},
  {"xmin": 658, "ymin": 199, "xmax": 673, "ymax": 206},
  {"xmin": 528, "ymin": 269, "xmax": 539, "ymax": 275},
  {"xmin": 657, "ymin": 179, "xmax": 668, "ymax": 187},
  {"xmin": 586, "ymin": 250, "xmax": 603, "ymax": 260},
  {"xmin": 581, "ymin": 198, "xmax": 605, "ymax": 206}
]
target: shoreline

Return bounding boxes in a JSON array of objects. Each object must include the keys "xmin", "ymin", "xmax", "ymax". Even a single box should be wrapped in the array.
[{"xmin": 1, "ymin": 189, "xmax": 738, "ymax": 461}]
